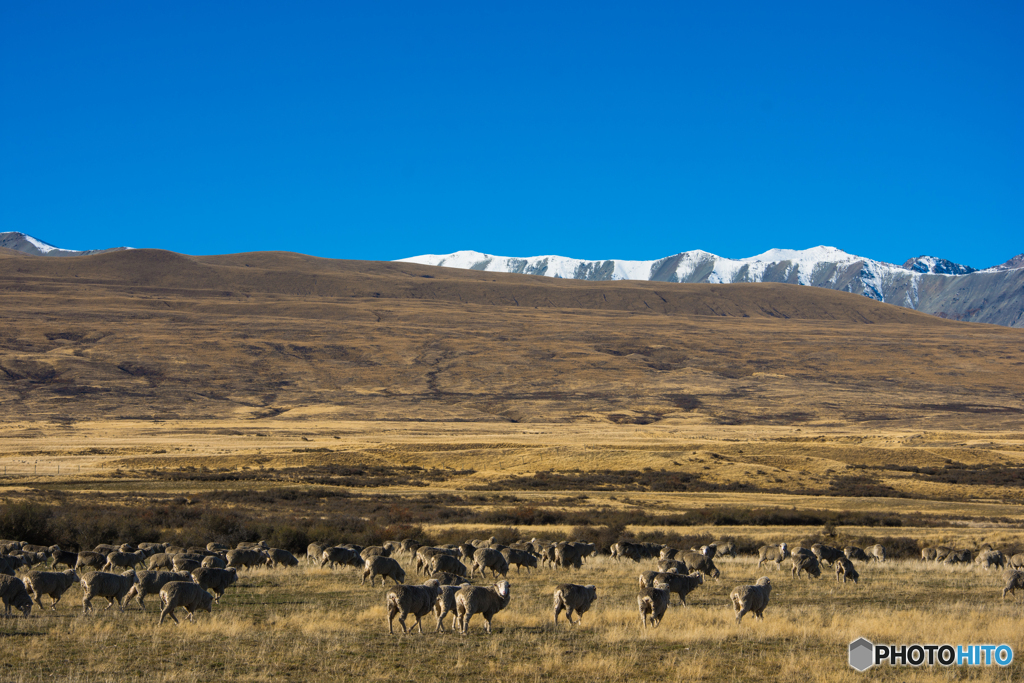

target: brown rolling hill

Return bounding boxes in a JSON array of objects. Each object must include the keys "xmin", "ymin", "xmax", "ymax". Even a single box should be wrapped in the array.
[{"xmin": 0, "ymin": 248, "xmax": 1021, "ymax": 429}]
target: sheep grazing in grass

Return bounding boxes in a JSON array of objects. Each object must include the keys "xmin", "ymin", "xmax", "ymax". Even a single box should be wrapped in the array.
[
  {"xmin": 1002, "ymin": 570, "xmax": 1024, "ymax": 599},
  {"xmin": 429, "ymin": 572, "xmax": 470, "ymax": 586},
  {"xmin": 712, "ymin": 540, "xmax": 737, "ymax": 558},
  {"xmin": 730, "ymin": 577, "xmax": 772, "ymax": 624},
  {"xmin": 429, "ymin": 554, "xmax": 468, "ymax": 578},
  {"xmin": 501, "ymin": 548, "xmax": 538, "ymax": 574},
  {"xmin": 471, "ymin": 548, "xmax": 509, "ymax": 579},
  {"xmin": 386, "ymin": 580, "xmax": 442, "ymax": 634},
  {"xmin": 658, "ymin": 559, "xmax": 687, "ymax": 574},
  {"xmin": 553, "ymin": 584, "xmax": 597, "ymax": 626},
  {"xmin": 0, "ymin": 575, "xmax": 34, "ymax": 617},
  {"xmin": 400, "ymin": 539, "xmax": 421, "ymax": 556},
  {"xmin": 835, "ymin": 558, "xmax": 859, "ymax": 584},
  {"xmin": 659, "ymin": 547, "xmax": 683, "ymax": 561},
  {"xmin": 791, "ymin": 553, "xmax": 822, "ymax": 579},
  {"xmin": 75, "ymin": 551, "xmax": 107, "ymax": 572},
  {"xmin": 267, "ymin": 548, "xmax": 298, "ymax": 568},
  {"xmin": 611, "ymin": 542, "xmax": 643, "ymax": 563},
  {"xmin": 455, "ymin": 580, "xmax": 511, "ymax": 634},
  {"xmin": 640, "ymin": 572, "xmax": 704, "ymax": 606},
  {"xmin": 81, "ymin": 570, "xmax": 138, "ymax": 614},
  {"xmin": 637, "ymin": 584, "xmax": 670, "ymax": 628},
  {"xmin": 362, "ymin": 556, "xmax": 406, "ymax": 587},
  {"xmin": 306, "ymin": 543, "xmax": 328, "ymax": 565},
  {"xmin": 811, "ymin": 543, "xmax": 844, "ymax": 567},
  {"xmin": 191, "ymin": 567, "xmax": 238, "ymax": 604},
  {"xmin": 553, "ymin": 543, "xmax": 584, "ymax": 571},
  {"xmin": 844, "ymin": 546, "xmax": 870, "ymax": 562},
  {"xmin": 321, "ymin": 547, "xmax": 361, "ymax": 570},
  {"xmin": 125, "ymin": 571, "xmax": 194, "ymax": 609},
  {"xmin": 158, "ymin": 581, "xmax": 214, "ymax": 625},
  {"xmin": 23, "ymin": 570, "xmax": 79, "ymax": 610},
  {"xmin": 226, "ymin": 548, "xmax": 271, "ymax": 571},
  {"xmin": 944, "ymin": 550, "xmax": 972, "ymax": 565},
  {"xmin": 1008, "ymin": 554, "xmax": 1024, "ymax": 570},
  {"xmin": 865, "ymin": 544, "xmax": 887, "ymax": 562},
  {"xmin": 682, "ymin": 551, "xmax": 720, "ymax": 580},
  {"xmin": 757, "ymin": 544, "xmax": 790, "ymax": 571},
  {"xmin": 977, "ymin": 549, "xmax": 1006, "ymax": 570}
]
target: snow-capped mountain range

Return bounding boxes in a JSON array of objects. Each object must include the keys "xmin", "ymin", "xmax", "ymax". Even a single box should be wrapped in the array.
[
  {"xmin": 400, "ymin": 247, "xmax": 1024, "ymax": 328},
  {"xmin": 0, "ymin": 231, "xmax": 129, "ymax": 257}
]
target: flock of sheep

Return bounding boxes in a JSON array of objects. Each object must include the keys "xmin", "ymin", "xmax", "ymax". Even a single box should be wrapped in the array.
[{"xmin": 0, "ymin": 535, "xmax": 1017, "ymax": 632}]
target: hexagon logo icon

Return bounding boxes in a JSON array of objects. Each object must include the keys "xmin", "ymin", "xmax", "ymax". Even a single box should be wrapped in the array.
[{"xmin": 849, "ymin": 638, "xmax": 874, "ymax": 671}]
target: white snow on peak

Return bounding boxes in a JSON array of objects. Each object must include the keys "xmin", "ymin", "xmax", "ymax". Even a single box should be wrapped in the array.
[
  {"xmin": 744, "ymin": 246, "xmax": 857, "ymax": 264},
  {"xmin": 22, "ymin": 234, "xmax": 66, "ymax": 254}
]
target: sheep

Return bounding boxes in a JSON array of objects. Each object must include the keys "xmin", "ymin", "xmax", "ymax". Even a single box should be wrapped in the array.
[
  {"xmin": 0, "ymin": 555, "xmax": 24, "ymax": 575},
  {"xmin": 50, "ymin": 548, "xmax": 79, "ymax": 570},
  {"xmin": 158, "ymin": 581, "xmax": 214, "ymax": 625},
  {"xmin": 539, "ymin": 545, "xmax": 558, "ymax": 569},
  {"xmin": 1008, "ymin": 554, "xmax": 1024, "ymax": 570},
  {"xmin": 382, "ymin": 540, "xmax": 403, "ymax": 555},
  {"xmin": 712, "ymin": 540, "xmax": 737, "ymax": 557},
  {"xmin": 386, "ymin": 579, "xmax": 442, "ymax": 634},
  {"xmin": 501, "ymin": 548, "xmax": 538, "ymax": 574},
  {"xmin": 415, "ymin": 547, "xmax": 453, "ymax": 575},
  {"xmin": 865, "ymin": 544, "xmax": 887, "ymax": 562},
  {"xmin": 146, "ymin": 553, "xmax": 176, "ymax": 571},
  {"xmin": 75, "ymin": 551, "xmax": 107, "ymax": 572},
  {"xmin": 553, "ymin": 543, "xmax": 584, "ymax": 571},
  {"xmin": 307, "ymin": 542, "xmax": 328, "ymax": 565},
  {"xmin": 101, "ymin": 550, "xmax": 145, "ymax": 573},
  {"xmin": 16, "ymin": 550, "xmax": 49, "ymax": 568},
  {"xmin": 205, "ymin": 542, "xmax": 228, "ymax": 553},
  {"xmin": 811, "ymin": 543, "xmax": 844, "ymax": 567},
  {"xmin": 835, "ymin": 557, "xmax": 859, "ymax": 584},
  {"xmin": 400, "ymin": 539, "xmax": 422, "ymax": 556},
  {"xmin": 1002, "ymin": 570, "xmax": 1024, "ymax": 599},
  {"xmin": 637, "ymin": 584, "xmax": 670, "ymax": 628},
  {"xmin": 93, "ymin": 544, "xmax": 120, "ymax": 555},
  {"xmin": 640, "ymin": 572, "xmax": 704, "ymax": 605},
  {"xmin": 23, "ymin": 570, "xmax": 79, "ymax": 610},
  {"xmin": 235, "ymin": 541, "xmax": 268, "ymax": 550},
  {"xmin": 471, "ymin": 548, "xmax": 509, "ymax": 579},
  {"xmin": 321, "ymin": 546, "xmax": 361, "ymax": 570},
  {"xmin": 267, "ymin": 548, "xmax": 299, "ymax": 568},
  {"xmin": 658, "ymin": 558, "xmax": 687, "ymax": 574},
  {"xmin": 191, "ymin": 567, "xmax": 238, "ymax": 604},
  {"xmin": 757, "ymin": 544, "xmax": 790, "ymax": 571},
  {"xmin": 455, "ymin": 580, "xmax": 511, "ymax": 634},
  {"xmin": 433, "ymin": 585, "xmax": 463, "ymax": 632},
  {"xmin": 125, "ymin": 571, "xmax": 194, "ymax": 609},
  {"xmin": 226, "ymin": 548, "xmax": 271, "ymax": 570},
  {"xmin": 571, "ymin": 542, "xmax": 596, "ymax": 563},
  {"xmin": 730, "ymin": 577, "xmax": 772, "ymax": 624},
  {"xmin": 173, "ymin": 558, "xmax": 202, "ymax": 573},
  {"xmin": 944, "ymin": 550, "xmax": 972, "ymax": 565},
  {"xmin": 611, "ymin": 542, "xmax": 643, "ymax": 563},
  {"xmin": 553, "ymin": 583, "xmax": 598, "ymax": 626},
  {"xmin": 362, "ymin": 556, "xmax": 406, "ymax": 587},
  {"xmin": 0, "ymin": 541, "xmax": 22, "ymax": 554},
  {"xmin": 428, "ymin": 554, "xmax": 468, "ymax": 578},
  {"xmin": 360, "ymin": 546, "xmax": 390, "ymax": 562},
  {"xmin": 682, "ymin": 551, "xmax": 720, "ymax": 579},
  {"xmin": 920, "ymin": 547, "xmax": 938, "ymax": 562},
  {"xmin": 791, "ymin": 553, "xmax": 822, "ymax": 579},
  {"xmin": 201, "ymin": 555, "xmax": 227, "ymax": 569},
  {"xmin": 0, "ymin": 575, "xmax": 34, "ymax": 617},
  {"xmin": 81, "ymin": 570, "xmax": 138, "ymax": 613},
  {"xmin": 660, "ymin": 547, "xmax": 683, "ymax": 561},
  {"xmin": 844, "ymin": 546, "xmax": 870, "ymax": 562},
  {"xmin": 977, "ymin": 549, "xmax": 1006, "ymax": 570},
  {"xmin": 429, "ymin": 571, "xmax": 471, "ymax": 586}
]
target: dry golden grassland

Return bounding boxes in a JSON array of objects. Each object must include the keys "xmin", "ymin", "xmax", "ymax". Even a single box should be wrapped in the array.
[{"xmin": 1, "ymin": 555, "xmax": 1022, "ymax": 682}]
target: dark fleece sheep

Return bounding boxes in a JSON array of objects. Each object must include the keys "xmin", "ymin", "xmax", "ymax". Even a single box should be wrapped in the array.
[
  {"xmin": 501, "ymin": 548, "xmax": 538, "ymax": 574},
  {"xmin": 386, "ymin": 579, "xmax": 442, "ymax": 634},
  {"xmin": 24, "ymin": 570, "xmax": 79, "ymax": 610},
  {"xmin": 637, "ymin": 585, "xmax": 670, "ymax": 628},
  {"xmin": 731, "ymin": 577, "xmax": 772, "ymax": 624},
  {"xmin": 159, "ymin": 581, "xmax": 214, "ymax": 625},
  {"xmin": 321, "ymin": 546, "xmax": 361, "ymax": 570},
  {"xmin": 792, "ymin": 554, "xmax": 822, "ymax": 579},
  {"xmin": 0, "ymin": 575, "xmax": 33, "ymax": 617},
  {"xmin": 835, "ymin": 558, "xmax": 859, "ymax": 584},
  {"xmin": 553, "ymin": 584, "xmax": 598, "ymax": 626}
]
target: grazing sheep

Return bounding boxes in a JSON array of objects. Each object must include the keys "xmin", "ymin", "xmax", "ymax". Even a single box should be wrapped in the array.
[
  {"xmin": 191, "ymin": 567, "xmax": 238, "ymax": 604},
  {"xmin": 81, "ymin": 570, "xmax": 138, "ymax": 613},
  {"xmin": 400, "ymin": 539, "xmax": 422, "ymax": 556},
  {"xmin": 226, "ymin": 548, "xmax": 271, "ymax": 570},
  {"xmin": 658, "ymin": 558, "xmax": 687, "ymax": 574},
  {"xmin": 429, "ymin": 554, "xmax": 468, "ymax": 578},
  {"xmin": 844, "ymin": 546, "xmax": 870, "ymax": 562},
  {"xmin": 1002, "ymin": 570, "xmax": 1024, "ymax": 599},
  {"xmin": 50, "ymin": 549, "xmax": 79, "ymax": 570},
  {"xmin": 944, "ymin": 550, "xmax": 972, "ymax": 565},
  {"xmin": 362, "ymin": 556, "xmax": 406, "ymax": 587},
  {"xmin": 0, "ymin": 555, "xmax": 24, "ymax": 576},
  {"xmin": 659, "ymin": 547, "xmax": 683, "ymax": 561},
  {"xmin": 835, "ymin": 558, "xmax": 859, "ymax": 584},
  {"xmin": 712, "ymin": 540, "xmax": 737, "ymax": 557},
  {"xmin": 1008, "ymin": 554, "xmax": 1024, "ymax": 570},
  {"xmin": 811, "ymin": 543, "xmax": 844, "ymax": 567},
  {"xmin": 977, "ymin": 549, "xmax": 1006, "ymax": 570},
  {"xmin": 637, "ymin": 585, "xmax": 670, "ymax": 628},
  {"xmin": 159, "ymin": 581, "xmax": 214, "ymax": 625},
  {"xmin": 501, "ymin": 548, "xmax": 538, "ymax": 574},
  {"xmin": 23, "ymin": 570, "xmax": 79, "ymax": 610},
  {"xmin": 306, "ymin": 543, "xmax": 328, "ymax": 565},
  {"xmin": 791, "ymin": 553, "xmax": 822, "ymax": 579},
  {"xmin": 471, "ymin": 548, "xmax": 509, "ymax": 579},
  {"xmin": 730, "ymin": 577, "xmax": 772, "ymax": 624},
  {"xmin": 933, "ymin": 546, "xmax": 954, "ymax": 562},
  {"xmin": 553, "ymin": 543, "xmax": 584, "ymax": 571},
  {"xmin": 757, "ymin": 544, "xmax": 790, "ymax": 571},
  {"xmin": 235, "ymin": 541, "xmax": 268, "ymax": 550},
  {"xmin": 682, "ymin": 551, "xmax": 720, "ymax": 579},
  {"xmin": 360, "ymin": 546, "xmax": 390, "ymax": 562},
  {"xmin": 455, "ymin": 580, "xmax": 511, "ymax": 634},
  {"xmin": 383, "ymin": 541, "xmax": 402, "ymax": 555},
  {"xmin": 611, "ymin": 542, "xmax": 643, "ymax": 563},
  {"xmin": 267, "ymin": 548, "xmax": 299, "ymax": 568},
  {"xmin": 553, "ymin": 583, "xmax": 598, "ymax": 626},
  {"xmin": 0, "ymin": 575, "xmax": 34, "ymax": 617},
  {"xmin": 76, "ymin": 551, "xmax": 107, "ymax": 572},
  {"xmin": 321, "ymin": 546, "xmax": 361, "ymax": 570},
  {"xmin": 386, "ymin": 580, "xmax": 442, "ymax": 634},
  {"xmin": 865, "ymin": 544, "xmax": 887, "ymax": 562},
  {"xmin": 921, "ymin": 547, "xmax": 939, "ymax": 562},
  {"xmin": 640, "ymin": 572, "xmax": 704, "ymax": 605},
  {"xmin": 125, "ymin": 571, "xmax": 194, "ymax": 609}
]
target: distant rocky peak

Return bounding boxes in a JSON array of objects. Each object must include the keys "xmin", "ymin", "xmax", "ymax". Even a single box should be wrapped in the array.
[
  {"xmin": 988, "ymin": 254, "xmax": 1024, "ymax": 271},
  {"xmin": 901, "ymin": 255, "xmax": 977, "ymax": 275}
]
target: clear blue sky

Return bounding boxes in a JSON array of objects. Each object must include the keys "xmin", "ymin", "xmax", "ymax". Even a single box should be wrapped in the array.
[{"xmin": 2, "ymin": 2, "xmax": 1020, "ymax": 267}]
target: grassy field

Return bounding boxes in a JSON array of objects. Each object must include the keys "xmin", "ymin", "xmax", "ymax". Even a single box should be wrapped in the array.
[{"xmin": 1, "ymin": 555, "xmax": 1021, "ymax": 682}]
